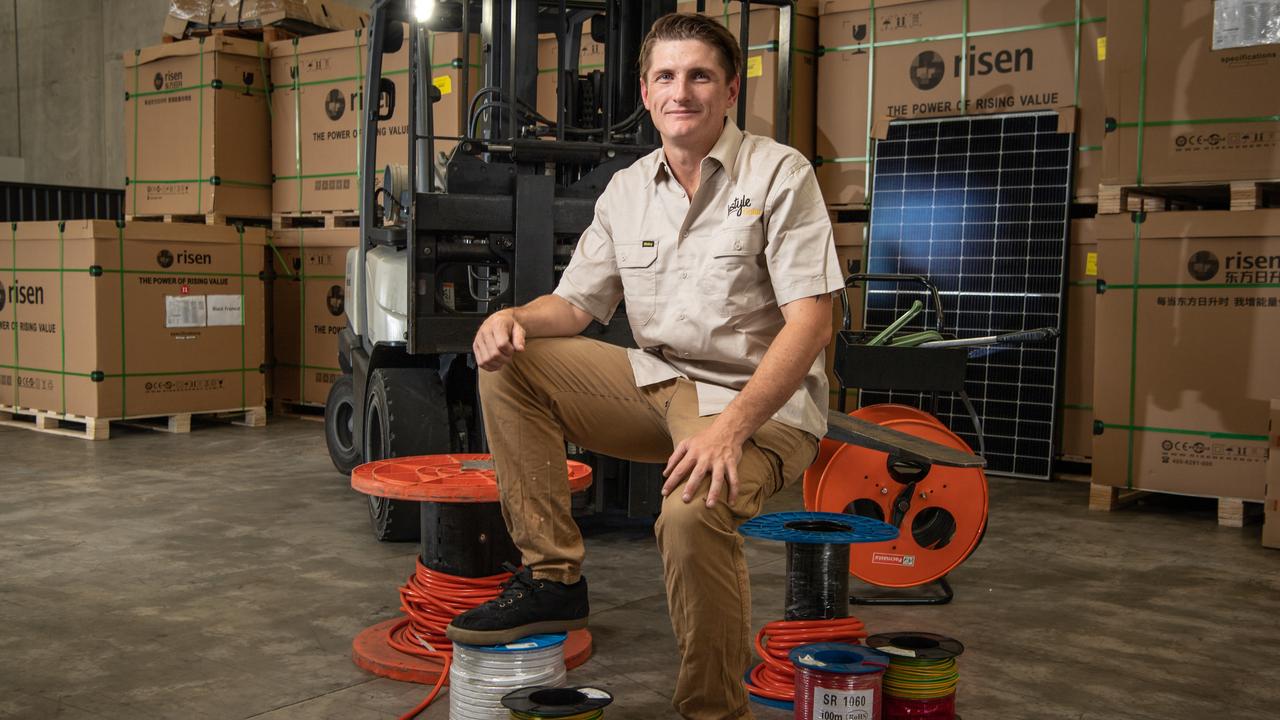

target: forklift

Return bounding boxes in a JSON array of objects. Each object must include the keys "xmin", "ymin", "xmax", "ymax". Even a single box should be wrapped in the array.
[{"xmin": 323, "ymin": 0, "xmax": 803, "ymax": 541}]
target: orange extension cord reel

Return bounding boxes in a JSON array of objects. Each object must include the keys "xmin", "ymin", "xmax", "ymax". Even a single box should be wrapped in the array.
[
  {"xmin": 349, "ymin": 454, "xmax": 595, "ymax": 688},
  {"xmin": 805, "ymin": 405, "xmax": 988, "ymax": 588}
]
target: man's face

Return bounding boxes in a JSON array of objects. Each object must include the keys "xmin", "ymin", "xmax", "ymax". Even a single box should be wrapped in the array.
[{"xmin": 641, "ymin": 39, "xmax": 740, "ymax": 148}]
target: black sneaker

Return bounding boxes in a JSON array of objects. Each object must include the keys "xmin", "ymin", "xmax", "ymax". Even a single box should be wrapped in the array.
[{"xmin": 445, "ymin": 564, "xmax": 589, "ymax": 646}]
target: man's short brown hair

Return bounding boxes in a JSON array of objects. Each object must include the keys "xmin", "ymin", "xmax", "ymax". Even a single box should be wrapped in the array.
[{"xmin": 638, "ymin": 12, "xmax": 742, "ymax": 82}]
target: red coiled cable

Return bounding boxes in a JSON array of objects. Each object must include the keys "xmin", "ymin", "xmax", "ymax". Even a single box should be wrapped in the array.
[
  {"xmin": 746, "ymin": 617, "xmax": 869, "ymax": 702},
  {"xmin": 387, "ymin": 560, "xmax": 513, "ymax": 720}
]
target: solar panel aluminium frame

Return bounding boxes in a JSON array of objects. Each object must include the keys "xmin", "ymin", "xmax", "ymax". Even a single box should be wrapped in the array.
[{"xmin": 859, "ymin": 110, "xmax": 1075, "ymax": 480}]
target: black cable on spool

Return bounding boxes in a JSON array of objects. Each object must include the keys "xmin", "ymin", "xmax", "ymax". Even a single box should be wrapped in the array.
[{"xmin": 784, "ymin": 523, "xmax": 851, "ymax": 620}]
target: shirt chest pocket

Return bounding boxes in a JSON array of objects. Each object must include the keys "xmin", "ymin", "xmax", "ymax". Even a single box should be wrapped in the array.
[
  {"xmin": 697, "ymin": 223, "xmax": 770, "ymax": 317},
  {"xmin": 616, "ymin": 242, "xmax": 658, "ymax": 325}
]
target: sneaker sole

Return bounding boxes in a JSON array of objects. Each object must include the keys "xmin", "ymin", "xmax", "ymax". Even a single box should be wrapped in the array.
[{"xmin": 445, "ymin": 617, "xmax": 589, "ymax": 646}]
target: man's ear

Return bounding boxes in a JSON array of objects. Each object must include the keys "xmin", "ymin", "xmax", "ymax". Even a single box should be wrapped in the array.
[
  {"xmin": 726, "ymin": 73, "xmax": 741, "ymax": 107},
  {"xmin": 640, "ymin": 76, "xmax": 650, "ymax": 108}
]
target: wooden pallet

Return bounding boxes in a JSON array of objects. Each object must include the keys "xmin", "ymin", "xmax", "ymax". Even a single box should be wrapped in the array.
[
  {"xmin": 125, "ymin": 213, "xmax": 271, "ymax": 228},
  {"xmin": 0, "ymin": 404, "xmax": 266, "ymax": 441},
  {"xmin": 1097, "ymin": 180, "xmax": 1280, "ymax": 215},
  {"xmin": 271, "ymin": 399, "xmax": 325, "ymax": 422},
  {"xmin": 1088, "ymin": 483, "xmax": 1264, "ymax": 528},
  {"xmin": 271, "ymin": 212, "xmax": 361, "ymax": 231}
]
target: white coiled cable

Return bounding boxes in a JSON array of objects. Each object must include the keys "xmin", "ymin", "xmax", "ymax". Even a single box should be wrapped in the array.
[{"xmin": 449, "ymin": 637, "xmax": 568, "ymax": 720}]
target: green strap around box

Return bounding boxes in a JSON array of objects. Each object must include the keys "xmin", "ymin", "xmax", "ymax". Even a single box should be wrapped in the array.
[{"xmin": 2, "ymin": 221, "xmax": 259, "ymax": 418}]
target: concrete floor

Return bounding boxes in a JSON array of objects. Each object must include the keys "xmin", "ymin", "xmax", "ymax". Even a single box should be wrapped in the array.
[{"xmin": 1, "ymin": 418, "xmax": 1277, "ymax": 719}]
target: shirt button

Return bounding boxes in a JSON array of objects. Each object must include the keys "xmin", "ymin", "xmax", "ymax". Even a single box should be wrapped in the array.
[
  {"xmin": 680, "ymin": 271, "xmax": 688, "ymax": 279},
  {"xmin": 619, "ymin": 253, "xmax": 627, "ymax": 262},
  {"xmin": 681, "ymin": 230, "xmax": 689, "ymax": 239},
  {"xmin": 733, "ymin": 241, "xmax": 742, "ymax": 250},
  {"xmin": 678, "ymin": 313, "xmax": 686, "ymax": 321},
  {"xmin": 681, "ymin": 352, "xmax": 690, "ymax": 358}
]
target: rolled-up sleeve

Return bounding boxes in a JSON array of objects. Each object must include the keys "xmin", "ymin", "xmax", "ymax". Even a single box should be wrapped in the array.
[
  {"xmin": 762, "ymin": 158, "xmax": 845, "ymax": 307},
  {"xmin": 553, "ymin": 184, "xmax": 624, "ymax": 324}
]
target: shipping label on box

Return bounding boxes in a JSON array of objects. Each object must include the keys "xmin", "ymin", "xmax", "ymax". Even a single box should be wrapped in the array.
[{"xmin": 816, "ymin": 0, "xmax": 1106, "ymax": 206}]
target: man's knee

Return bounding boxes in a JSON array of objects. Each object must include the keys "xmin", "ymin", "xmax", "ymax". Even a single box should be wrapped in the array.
[{"xmin": 655, "ymin": 494, "xmax": 735, "ymax": 557}]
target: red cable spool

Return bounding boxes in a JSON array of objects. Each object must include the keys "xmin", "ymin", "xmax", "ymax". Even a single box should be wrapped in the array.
[
  {"xmin": 810, "ymin": 407, "xmax": 988, "ymax": 588},
  {"xmin": 349, "ymin": 454, "xmax": 595, "ymax": 708}
]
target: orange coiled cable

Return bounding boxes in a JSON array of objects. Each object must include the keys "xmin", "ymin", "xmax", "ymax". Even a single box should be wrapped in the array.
[
  {"xmin": 746, "ymin": 617, "xmax": 869, "ymax": 702},
  {"xmin": 387, "ymin": 560, "xmax": 514, "ymax": 720}
]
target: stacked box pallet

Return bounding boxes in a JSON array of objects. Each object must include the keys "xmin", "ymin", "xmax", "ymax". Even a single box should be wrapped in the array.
[
  {"xmin": 1092, "ymin": 210, "xmax": 1280, "ymax": 505},
  {"xmin": 814, "ymin": 0, "xmax": 1106, "ymax": 207},
  {"xmin": 0, "ymin": 220, "xmax": 267, "ymax": 439},
  {"xmin": 125, "ymin": 36, "xmax": 273, "ymax": 220},
  {"xmin": 1089, "ymin": 0, "xmax": 1280, "ymax": 519},
  {"xmin": 269, "ymin": 228, "xmax": 351, "ymax": 409}
]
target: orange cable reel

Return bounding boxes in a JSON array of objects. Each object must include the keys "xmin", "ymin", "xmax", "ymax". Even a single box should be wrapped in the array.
[
  {"xmin": 809, "ymin": 406, "xmax": 988, "ymax": 588},
  {"xmin": 348, "ymin": 454, "xmax": 595, "ymax": 719}
]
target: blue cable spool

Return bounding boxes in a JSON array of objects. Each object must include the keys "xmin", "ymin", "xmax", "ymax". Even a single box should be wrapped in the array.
[{"xmin": 740, "ymin": 512, "xmax": 898, "ymax": 710}]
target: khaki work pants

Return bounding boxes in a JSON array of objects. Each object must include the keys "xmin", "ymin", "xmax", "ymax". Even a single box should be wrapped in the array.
[{"xmin": 478, "ymin": 337, "xmax": 818, "ymax": 720}]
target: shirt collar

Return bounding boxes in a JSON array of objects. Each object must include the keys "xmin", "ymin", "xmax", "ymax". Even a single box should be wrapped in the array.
[{"xmin": 646, "ymin": 118, "xmax": 745, "ymax": 187}]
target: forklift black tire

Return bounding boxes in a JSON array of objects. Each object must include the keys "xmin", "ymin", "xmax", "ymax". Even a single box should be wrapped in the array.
[
  {"xmin": 363, "ymin": 367, "xmax": 450, "ymax": 542},
  {"xmin": 324, "ymin": 374, "xmax": 362, "ymax": 476}
]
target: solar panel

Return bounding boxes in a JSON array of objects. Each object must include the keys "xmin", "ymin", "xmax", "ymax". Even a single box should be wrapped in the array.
[{"xmin": 860, "ymin": 111, "xmax": 1073, "ymax": 480}]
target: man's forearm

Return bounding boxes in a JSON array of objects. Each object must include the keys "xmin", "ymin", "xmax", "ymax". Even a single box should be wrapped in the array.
[
  {"xmin": 715, "ymin": 297, "xmax": 833, "ymax": 444},
  {"xmin": 507, "ymin": 294, "xmax": 595, "ymax": 338}
]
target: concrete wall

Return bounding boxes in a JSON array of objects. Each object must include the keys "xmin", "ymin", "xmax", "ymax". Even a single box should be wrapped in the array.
[
  {"xmin": 1, "ymin": 0, "xmax": 370, "ymax": 189},
  {"xmin": 0, "ymin": 0, "xmax": 167, "ymax": 187}
]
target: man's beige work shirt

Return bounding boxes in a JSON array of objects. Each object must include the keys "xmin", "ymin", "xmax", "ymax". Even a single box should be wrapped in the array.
[{"xmin": 553, "ymin": 120, "xmax": 844, "ymax": 440}]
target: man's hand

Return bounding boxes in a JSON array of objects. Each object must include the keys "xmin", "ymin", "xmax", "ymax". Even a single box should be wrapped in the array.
[
  {"xmin": 661, "ymin": 421, "xmax": 747, "ymax": 507},
  {"xmin": 473, "ymin": 310, "xmax": 527, "ymax": 371}
]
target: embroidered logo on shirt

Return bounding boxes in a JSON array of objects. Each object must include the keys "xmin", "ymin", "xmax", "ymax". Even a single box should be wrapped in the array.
[
  {"xmin": 727, "ymin": 195, "xmax": 755, "ymax": 217},
  {"xmin": 642, "ymin": 240, "xmax": 656, "ymax": 247}
]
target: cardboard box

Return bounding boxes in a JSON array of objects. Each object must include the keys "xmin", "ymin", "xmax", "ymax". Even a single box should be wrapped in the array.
[
  {"xmin": 165, "ymin": 0, "xmax": 369, "ymax": 40},
  {"xmin": 815, "ymin": 0, "xmax": 1106, "ymax": 206},
  {"xmin": 0, "ymin": 220, "xmax": 267, "ymax": 419},
  {"xmin": 271, "ymin": 30, "xmax": 479, "ymax": 215},
  {"xmin": 679, "ymin": 1, "xmax": 820, "ymax": 157},
  {"xmin": 1059, "ymin": 218, "xmax": 1097, "ymax": 459},
  {"xmin": 269, "ymin": 228, "xmax": 353, "ymax": 405},
  {"xmin": 1102, "ymin": 0, "xmax": 1280, "ymax": 186},
  {"xmin": 125, "ymin": 37, "xmax": 273, "ymax": 219},
  {"xmin": 1092, "ymin": 210, "xmax": 1280, "ymax": 500},
  {"xmin": 1266, "ymin": 399, "xmax": 1280, "ymax": 549},
  {"xmin": 826, "ymin": 218, "xmax": 864, "ymax": 407}
]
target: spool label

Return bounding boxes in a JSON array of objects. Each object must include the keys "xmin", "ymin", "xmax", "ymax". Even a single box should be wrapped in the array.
[
  {"xmin": 813, "ymin": 687, "xmax": 874, "ymax": 720},
  {"xmin": 871, "ymin": 552, "xmax": 915, "ymax": 567}
]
